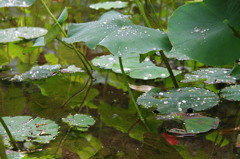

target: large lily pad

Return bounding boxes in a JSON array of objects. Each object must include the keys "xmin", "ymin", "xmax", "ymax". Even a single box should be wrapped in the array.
[
  {"xmin": 181, "ymin": 68, "xmax": 237, "ymax": 84},
  {"xmin": 0, "ymin": 116, "xmax": 59, "ymax": 146},
  {"xmin": 62, "ymin": 114, "xmax": 95, "ymax": 131},
  {"xmin": 221, "ymin": 85, "xmax": 240, "ymax": 101},
  {"xmin": 90, "ymin": 1, "xmax": 128, "ymax": 10},
  {"xmin": 168, "ymin": 0, "xmax": 240, "ymax": 65},
  {"xmin": 0, "ymin": 27, "xmax": 47, "ymax": 43},
  {"xmin": 0, "ymin": 0, "xmax": 35, "ymax": 8},
  {"xmin": 137, "ymin": 87, "xmax": 219, "ymax": 114},
  {"xmin": 92, "ymin": 55, "xmax": 181, "ymax": 80},
  {"xmin": 184, "ymin": 117, "xmax": 219, "ymax": 133},
  {"xmin": 63, "ymin": 11, "xmax": 171, "ymax": 56}
]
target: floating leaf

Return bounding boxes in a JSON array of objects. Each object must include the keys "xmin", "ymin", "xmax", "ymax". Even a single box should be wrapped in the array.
[
  {"xmin": 92, "ymin": 55, "xmax": 181, "ymax": 80},
  {"xmin": 168, "ymin": 0, "xmax": 240, "ymax": 65},
  {"xmin": 221, "ymin": 85, "xmax": 240, "ymax": 101},
  {"xmin": 0, "ymin": 116, "xmax": 59, "ymax": 146},
  {"xmin": 90, "ymin": 1, "xmax": 128, "ymax": 10},
  {"xmin": 0, "ymin": 27, "xmax": 47, "ymax": 43},
  {"xmin": 62, "ymin": 114, "xmax": 95, "ymax": 131},
  {"xmin": 137, "ymin": 87, "xmax": 219, "ymax": 114},
  {"xmin": 181, "ymin": 68, "xmax": 237, "ymax": 84},
  {"xmin": 184, "ymin": 117, "xmax": 219, "ymax": 133},
  {"xmin": 165, "ymin": 48, "xmax": 191, "ymax": 61},
  {"xmin": 0, "ymin": 0, "xmax": 35, "ymax": 8},
  {"xmin": 63, "ymin": 11, "xmax": 171, "ymax": 56}
]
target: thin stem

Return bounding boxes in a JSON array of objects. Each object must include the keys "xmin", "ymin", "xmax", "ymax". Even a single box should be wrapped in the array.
[
  {"xmin": 0, "ymin": 117, "xmax": 18, "ymax": 150},
  {"xmin": 134, "ymin": 0, "xmax": 151, "ymax": 28},
  {"xmin": 160, "ymin": 50, "xmax": 179, "ymax": 88},
  {"xmin": 118, "ymin": 57, "xmax": 149, "ymax": 130},
  {"xmin": 0, "ymin": 135, "xmax": 7, "ymax": 159}
]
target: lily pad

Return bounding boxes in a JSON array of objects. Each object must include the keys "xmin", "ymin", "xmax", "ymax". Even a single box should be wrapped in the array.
[
  {"xmin": 137, "ymin": 87, "xmax": 219, "ymax": 114},
  {"xmin": 62, "ymin": 114, "xmax": 95, "ymax": 131},
  {"xmin": 165, "ymin": 48, "xmax": 191, "ymax": 61},
  {"xmin": 181, "ymin": 68, "xmax": 237, "ymax": 84},
  {"xmin": 63, "ymin": 11, "xmax": 171, "ymax": 56},
  {"xmin": 168, "ymin": 0, "xmax": 240, "ymax": 65},
  {"xmin": 184, "ymin": 117, "xmax": 219, "ymax": 133},
  {"xmin": 92, "ymin": 55, "xmax": 181, "ymax": 80},
  {"xmin": 0, "ymin": 116, "xmax": 59, "ymax": 146},
  {"xmin": 0, "ymin": 0, "xmax": 35, "ymax": 8},
  {"xmin": 221, "ymin": 85, "xmax": 240, "ymax": 101},
  {"xmin": 0, "ymin": 27, "xmax": 47, "ymax": 43},
  {"xmin": 90, "ymin": 1, "xmax": 128, "ymax": 10}
]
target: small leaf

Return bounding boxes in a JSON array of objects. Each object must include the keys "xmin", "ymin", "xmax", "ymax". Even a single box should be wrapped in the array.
[
  {"xmin": 221, "ymin": 85, "xmax": 240, "ymax": 101},
  {"xmin": 230, "ymin": 63, "xmax": 240, "ymax": 79},
  {"xmin": 62, "ymin": 114, "xmax": 95, "ymax": 131},
  {"xmin": 0, "ymin": 27, "xmax": 47, "ymax": 43},
  {"xmin": 58, "ymin": 7, "xmax": 68, "ymax": 24},
  {"xmin": 184, "ymin": 117, "xmax": 219, "ymax": 133},
  {"xmin": 90, "ymin": 1, "xmax": 128, "ymax": 10},
  {"xmin": 0, "ymin": 0, "xmax": 35, "ymax": 8},
  {"xmin": 181, "ymin": 68, "xmax": 237, "ymax": 84},
  {"xmin": 137, "ymin": 87, "xmax": 219, "ymax": 114},
  {"xmin": 44, "ymin": 24, "xmax": 61, "ymax": 45}
]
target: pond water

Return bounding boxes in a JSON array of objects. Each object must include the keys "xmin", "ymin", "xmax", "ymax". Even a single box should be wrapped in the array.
[{"xmin": 0, "ymin": 0, "xmax": 240, "ymax": 159}]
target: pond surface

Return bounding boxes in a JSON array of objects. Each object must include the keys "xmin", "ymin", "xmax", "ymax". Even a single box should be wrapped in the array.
[{"xmin": 0, "ymin": 0, "xmax": 240, "ymax": 159}]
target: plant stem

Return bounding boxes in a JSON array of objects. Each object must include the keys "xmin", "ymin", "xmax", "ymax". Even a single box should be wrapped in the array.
[
  {"xmin": 160, "ymin": 50, "xmax": 179, "ymax": 88},
  {"xmin": 0, "ymin": 135, "xmax": 7, "ymax": 159},
  {"xmin": 134, "ymin": 0, "xmax": 151, "ymax": 28},
  {"xmin": 39, "ymin": 0, "xmax": 94, "ymax": 79},
  {"xmin": 0, "ymin": 117, "xmax": 18, "ymax": 150},
  {"xmin": 118, "ymin": 57, "xmax": 149, "ymax": 130}
]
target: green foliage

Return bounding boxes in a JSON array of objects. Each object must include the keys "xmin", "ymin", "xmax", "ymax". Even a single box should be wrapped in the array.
[
  {"xmin": 168, "ymin": 0, "xmax": 240, "ymax": 65},
  {"xmin": 90, "ymin": 1, "xmax": 128, "ymax": 10},
  {"xmin": 221, "ymin": 85, "xmax": 240, "ymax": 101},
  {"xmin": 0, "ymin": 0, "xmax": 35, "ymax": 8}
]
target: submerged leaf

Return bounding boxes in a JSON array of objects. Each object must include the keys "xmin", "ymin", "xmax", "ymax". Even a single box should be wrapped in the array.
[
  {"xmin": 0, "ymin": 27, "xmax": 47, "ymax": 43},
  {"xmin": 0, "ymin": 116, "xmax": 59, "ymax": 146},
  {"xmin": 0, "ymin": 0, "xmax": 35, "ymax": 8},
  {"xmin": 90, "ymin": 1, "xmax": 128, "ymax": 10},
  {"xmin": 63, "ymin": 11, "xmax": 171, "ymax": 56},
  {"xmin": 137, "ymin": 87, "xmax": 219, "ymax": 114},
  {"xmin": 221, "ymin": 85, "xmax": 240, "ymax": 101},
  {"xmin": 181, "ymin": 68, "xmax": 237, "ymax": 84},
  {"xmin": 62, "ymin": 114, "xmax": 95, "ymax": 131}
]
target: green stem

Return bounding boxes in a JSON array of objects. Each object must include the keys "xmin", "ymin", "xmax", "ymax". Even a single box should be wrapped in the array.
[
  {"xmin": 0, "ymin": 117, "xmax": 18, "ymax": 150},
  {"xmin": 160, "ymin": 50, "xmax": 179, "ymax": 88},
  {"xmin": 0, "ymin": 135, "xmax": 7, "ymax": 159},
  {"xmin": 134, "ymin": 0, "xmax": 151, "ymax": 28},
  {"xmin": 40, "ymin": 0, "xmax": 94, "ymax": 79},
  {"xmin": 118, "ymin": 57, "xmax": 149, "ymax": 130}
]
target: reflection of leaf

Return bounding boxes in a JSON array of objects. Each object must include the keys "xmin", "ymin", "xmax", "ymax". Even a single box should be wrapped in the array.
[
  {"xmin": 90, "ymin": 1, "xmax": 128, "ymax": 10},
  {"xmin": 181, "ymin": 68, "xmax": 237, "ymax": 84},
  {"xmin": 0, "ymin": 27, "xmax": 47, "ymax": 43},
  {"xmin": 221, "ymin": 85, "xmax": 240, "ymax": 101},
  {"xmin": 63, "ymin": 11, "xmax": 171, "ymax": 56},
  {"xmin": 0, "ymin": 116, "xmax": 59, "ymax": 146},
  {"xmin": 137, "ymin": 87, "xmax": 219, "ymax": 114},
  {"xmin": 168, "ymin": 0, "xmax": 240, "ymax": 65},
  {"xmin": 0, "ymin": 0, "xmax": 35, "ymax": 8},
  {"xmin": 62, "ymin": 114, "xmax": 95, "ymax": 131}
]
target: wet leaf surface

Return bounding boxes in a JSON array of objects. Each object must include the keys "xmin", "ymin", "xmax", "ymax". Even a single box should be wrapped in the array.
[
  {"xmin": 62, "ymin": 114, "xmax": 95, "ymax": 131},
  {"xmin": 165, "ymin": 48, "xmax": 191, "ymax": 61},
  {"xmin": 221, "ymin": 85, "xmax": 240, "ymax": 101},
  {"xmin": 181, "ymin": 68, "xmax": 237, "ymax": 84},
  {"xmin": 0, "ymin": 116, "xmax": 59, "ymax": 146},
  {"xmin": 0, "ymin": 27, "xmax": 47, "ymax": 43},
  {"xmin": 137, "ymin": 87, "xmax": 219, "ymax": 114},
  {"xmin": 63, "ymin": 11, "xmax": 171, "ymax": 56},
  {"xmin": 90, "ymin": 1, "xmax": 128, "ymax": 10},
  {"xmin": 0, "ymin": 0, "xmax": 35, "ymax": 8}
]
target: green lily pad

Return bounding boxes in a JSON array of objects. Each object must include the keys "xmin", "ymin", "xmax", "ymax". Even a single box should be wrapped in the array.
[
  {"xmin": 62, "ymin": 114, "xmax": 95, "ymax": 131},
  {"xmin": 92, "ymin": 55, "xmax": 181, "ymax": 80},
  {"xmin": 0, "ymin": 116, "xmax": 59, "ymax": 146},
  {"xmin": 63, "ymin": 11, "xmax": 171, "ymax": 56},
  {"xmin": 90, "ymin": 1, "xmax": 128, "ymax": 10},
  {"xmin": 181, "ymin": 68, "xmax": 237, "ymax": 84},
  {"xmin": 184, "ymin": 117, "xmax": 219, "ymax": 133},
  {"xmin": 165, "ymin": 48, "xmax": 191, "ymax": 61},
  {"xmin": 168, "ymin": 0, "xmax": 240, "ymax": 65},
  {"xmin": 0, "ymin": 27, "xmax": 47, "ymax": 43},
  {"xmin": 221, "ymin": 85, "xmax": 240, "ymax": 101},
  {"xmin": 137, "ymin": 87, "xmax": 219, "ymax": 114},
  {"xmin": 0, "ymin": 0, "xmax": 35, "ymax": 8}
]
